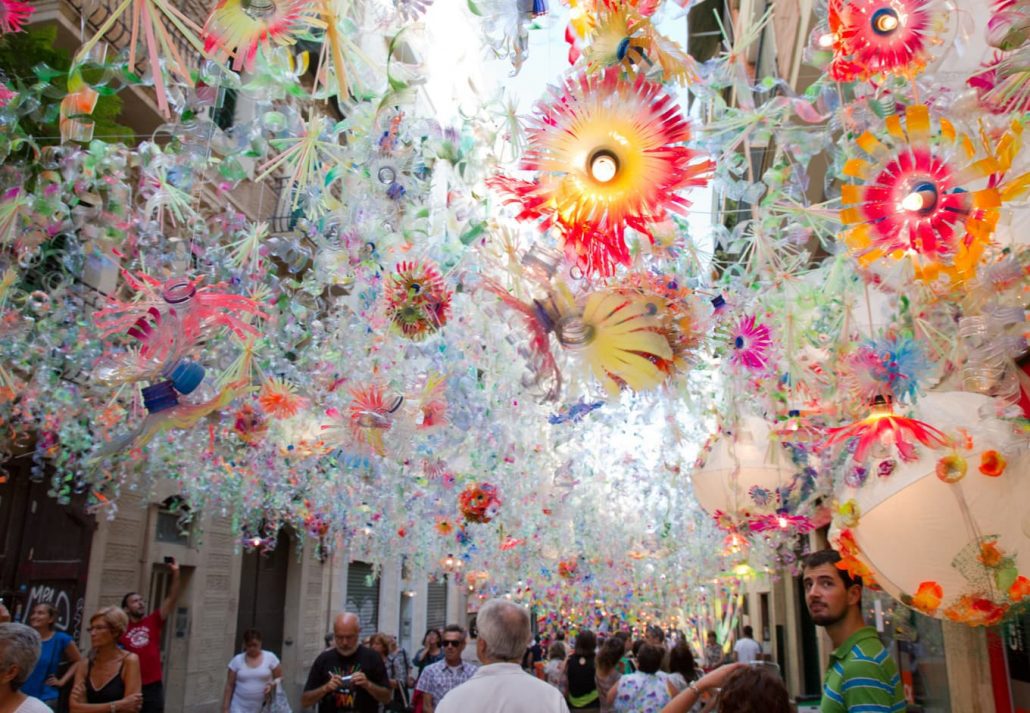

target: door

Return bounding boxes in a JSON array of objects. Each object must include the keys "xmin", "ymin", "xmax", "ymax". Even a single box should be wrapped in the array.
[
  {"xmin": 0, "ymin": 455, "xmax": 94, "ymax": 639},
  {"xmin": 235, "ymin": 529, "xmax": 291, "ymax": 657},
  {"xmin": 796, "ymin": 575, "xmax": 822, "ymax": 700}
]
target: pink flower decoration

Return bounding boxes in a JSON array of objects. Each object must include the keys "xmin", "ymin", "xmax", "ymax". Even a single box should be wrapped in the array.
[
  {"xmin": 0, "ymin": 0, "xmax": 33, "ymax": 34},
  {"xmin": 969, "ymin": 53, "xmax": 1030, "ymax": 114},
  {"xmin": 728, "ymin": 314, "xmax": 772, "ymax": 371}
]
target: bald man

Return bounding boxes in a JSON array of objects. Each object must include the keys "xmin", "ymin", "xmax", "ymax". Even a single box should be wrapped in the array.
[{"xmin": 302, "ymin": 613, "xmax": 391, "ymax": 713}]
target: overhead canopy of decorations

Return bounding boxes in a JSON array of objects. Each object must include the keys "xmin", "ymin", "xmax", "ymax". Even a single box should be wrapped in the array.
[{"xmin": 0, "ymin": 0, "xmax": 1027, "ymax": 628}]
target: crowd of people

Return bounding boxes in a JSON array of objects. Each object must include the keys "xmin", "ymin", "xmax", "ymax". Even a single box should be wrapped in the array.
[{"xmin": 0, "ymin": 550, "xmax": 905, "ymax": 713}]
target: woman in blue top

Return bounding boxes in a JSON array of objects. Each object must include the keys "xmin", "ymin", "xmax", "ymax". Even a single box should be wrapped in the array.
[{"xmin": 22, "ymin": 603, "xmax": 82, "ymax": 708}]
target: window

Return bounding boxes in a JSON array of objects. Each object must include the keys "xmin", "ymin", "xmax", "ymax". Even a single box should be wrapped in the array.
[
  {"xmin": 760, "ymin": 593, "xmax": 770, "ymax": 642},
  {"xmin": 154, "ymin": 497, "xmax": 191, "ymax": 546},
  {"xmin": 346, "ymin": 562, "xmax": 380, "ymax": 633},
  {"xmin": 426, "ymin": 580, "xmax": 447, "ymax": 631}
]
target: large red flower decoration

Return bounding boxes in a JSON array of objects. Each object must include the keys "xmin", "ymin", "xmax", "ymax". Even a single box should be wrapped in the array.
[
  {"xmin": 489, "ymin": 67, "xmax": 712, "ymax": 276},
  {"xmin": 826, "ymin": 0, "xmax": 947, "ymax": 81},
  {"xmin": 839, "ymin": 105, "xmax": 1028, "ymax": 284}
]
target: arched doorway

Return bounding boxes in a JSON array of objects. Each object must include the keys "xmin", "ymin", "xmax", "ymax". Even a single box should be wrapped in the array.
[{"xmin": 234, "ymin": 529, "xmax": 291, "ymax": 657}]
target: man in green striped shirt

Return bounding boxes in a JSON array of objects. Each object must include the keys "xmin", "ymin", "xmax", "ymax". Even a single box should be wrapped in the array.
[{"xmin": 803, "ymin": 550, "xmax": 906, "ymax": 713}]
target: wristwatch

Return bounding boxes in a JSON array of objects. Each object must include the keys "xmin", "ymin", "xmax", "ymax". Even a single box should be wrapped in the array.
[{"xmin": 688, "ymin": 681, "xmax": 702, "ymax": 697}]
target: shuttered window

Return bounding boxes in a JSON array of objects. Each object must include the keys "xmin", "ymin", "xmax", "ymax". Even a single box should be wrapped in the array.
[
  {"xmin": 426, "ymin": 580, "xmax": 447, "ymax": 631},
  {"xmin": 346, "ymin": 561, "xmax": 380, "ymax": 633}
]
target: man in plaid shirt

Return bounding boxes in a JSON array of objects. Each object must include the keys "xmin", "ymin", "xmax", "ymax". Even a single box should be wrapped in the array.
[{"xmin": 415, "ymin": 624, "xmax": 477, "ymax": 713}]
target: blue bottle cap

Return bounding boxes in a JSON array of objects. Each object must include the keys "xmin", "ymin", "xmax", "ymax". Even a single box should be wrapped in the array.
[
  {"xmin": 142, "ymin": 381, "xmax": 179, "ymax": 414},
  {"xmin": 711, "ymin": 295, "xmax": 726, "ymax": 310},
  {"xmin": 169, "ymin": 360, "xmax": 205, "ymax": 395}
]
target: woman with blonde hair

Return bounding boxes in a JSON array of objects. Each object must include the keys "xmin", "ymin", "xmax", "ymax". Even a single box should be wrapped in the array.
[{"xmin": 70, "ymin": 607, "xmax": 142, "ymax": 712}]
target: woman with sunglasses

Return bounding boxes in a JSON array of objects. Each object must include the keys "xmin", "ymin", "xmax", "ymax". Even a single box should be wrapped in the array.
[{"xmin": 69, "ymin": 608, "xmax": 141, "ymax": 713}]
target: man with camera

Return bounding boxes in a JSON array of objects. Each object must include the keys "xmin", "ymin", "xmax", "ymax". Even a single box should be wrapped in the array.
[
  {"xmin": 302, "ymin": 613, "xmax": 392, "ymax": 713},
  {"xmin": 120, "ymin": 556, "xmax": 182, "ymax": 713}
]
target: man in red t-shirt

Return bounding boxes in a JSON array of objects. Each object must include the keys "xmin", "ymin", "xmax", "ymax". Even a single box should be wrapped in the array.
[{"xmin": 121, "ymin": 558, "xmax": 182, "ymax": 713}]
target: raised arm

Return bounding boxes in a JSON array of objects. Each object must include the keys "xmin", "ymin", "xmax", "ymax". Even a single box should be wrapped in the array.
[{"xmin": 159, "ymin": 559, "xmax": 182, "ymax": 622}]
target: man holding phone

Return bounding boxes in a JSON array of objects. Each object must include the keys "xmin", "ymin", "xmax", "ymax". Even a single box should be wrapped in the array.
[
  {"xmin": 121, "ymin": 556, "xmax": 182, "ymax": 713},
  {"xmin": 303, "ymin": 612, "xmax": 391, "ymax": 713}
]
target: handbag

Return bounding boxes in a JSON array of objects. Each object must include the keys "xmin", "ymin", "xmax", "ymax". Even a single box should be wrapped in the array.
[
  {"xmin": 260, "ymin": 682, "xmax": 292, "ymax": 713},
  {"xmin": 384, "ymin": 682, "xmax": 409, "ymax": 713},
  {"xmin": 409, "ymin": 689, "xmax": 424, "ymax": 713}
]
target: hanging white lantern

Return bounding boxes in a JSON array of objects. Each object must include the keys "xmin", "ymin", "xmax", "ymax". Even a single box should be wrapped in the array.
[
  {"xmin": 831, "ymin": 391, "xmax": 1030, "ymax": 626},
  {"xmin": 691, "ymin": 415, "xmax": 796, "ymax": 527}
]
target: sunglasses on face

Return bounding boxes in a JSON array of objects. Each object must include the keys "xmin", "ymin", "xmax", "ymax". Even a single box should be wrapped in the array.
[{"xmin": 442, "ymin": 640, "xmax": 463, "ymax": 647}]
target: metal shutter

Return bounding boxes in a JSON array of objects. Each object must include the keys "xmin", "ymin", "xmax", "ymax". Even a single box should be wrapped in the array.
[
  {"xmin": 426, "ymin": 580, "xmax": 447, "ymax": 630},
  {"xmin": 346, "ymin": 561, "xmax": 380, "ymax": 633}
]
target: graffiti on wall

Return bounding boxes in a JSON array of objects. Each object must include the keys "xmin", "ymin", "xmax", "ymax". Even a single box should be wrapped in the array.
[{"xmin": 23, "ymin": 582, "xmax": 84, "ymax": 637}]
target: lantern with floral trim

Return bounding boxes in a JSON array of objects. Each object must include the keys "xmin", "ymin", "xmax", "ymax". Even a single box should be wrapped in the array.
[{"xmin": 831, "ymin": 391, "xmax": 1030, "ymax": 626}]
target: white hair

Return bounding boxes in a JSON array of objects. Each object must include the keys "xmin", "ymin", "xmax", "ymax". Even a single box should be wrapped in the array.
[
  {"xmin": 476, "ymin": 599, "xmax": 531, "ymax": 662},
  {"xmin": 0, "ymin": 623, "xmax": 41, "ymax": 691}
]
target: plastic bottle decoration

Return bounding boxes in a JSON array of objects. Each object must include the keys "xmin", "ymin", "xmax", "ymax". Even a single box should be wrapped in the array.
[
  {"xmin": 93, "ymin": 273, "xmax": 269, "ymax": 388},
  {"xmin": 616, "ymin": 272, "xmax": 707, "ymax": 371},
  {"xmin": 0, "ymin": 0, "xmax": 33, "ymax": 34},
  {"xmin": 824, "ymin": 394, "xmax": 949, "ymax": 463},
  {"xmin": 578, "ymin": 0, "xmax": 696, "ymax": 84},
  {"xmin": 258, "ymin": 376, "xmax": 309, "ymax": 419},
  {"xmin": 831, "ymin": 391, "xmax": 1030, "ymax": 626},
  {"xmin": 233, "ymin": 403, "xmax": 269, "ymax": 445},
  {"xmin": 458, "ymin": 482, "xmax": 502, "ymax": 524},
  {"xmin": 72, "ymin": 0, "xmax": 206, "ymax": 117},
  {"xmin": 383, "ymin": 260, "xmax": 452, "ymax": 340},
  {"xmin": 256, "ymin": 112, "xmax": 346, "ymax": 212},
  {"xmin": 347, "ymin": 384, "xmax": 402, "ymax": 456},
  {"xmin": 481, "ymin": 277, "xmax": 564, "ymax": 402},
  {"xmin": 727, "ymin": 314, "xmax": 773, "ymax": 372},
  {"xmin": 560, "ymin": 290, "xmax": 675, "ymax": 397},
  {"xmin": 203, "ymin": 0, "xmax": 324, "ymax": 71},
  {"xmin": 820, "ymin": 0, "xmax": 951, "ymax": 82},
  {"xmin": 59, "ymin": 72, "xmax": 100, "ymax": 144},
  {"xmin": 103, "ymin": 382, "xmax": 250, "ymax": 458},
  {"xmin": 839, "ymin": 105, "xmax": 1030, "ymax": 286},
  {"xmin": 489, "ymin": 67, "xmax": 712, "ymax": 276},
  {"xmin": 842, "ymin": 335, "xmax": 932, "ymax": 405}
]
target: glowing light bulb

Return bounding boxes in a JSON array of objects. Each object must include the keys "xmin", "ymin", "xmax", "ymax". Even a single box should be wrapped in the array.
[
  {"xmin": 589, "ymin": 149, "xmax": 619, "ymax": 183},
  {"xmin": 250, "ymin": 537, "xmax": 262, "ymax": 547},
  {"xmin": 778, "ymin": 516, "xmax": 789, "ymax": 529},
  {"xmin": 871, "ymin": 8, "xmax": 900, "ymax": 34},
  {"xmin": 901, "ymin": 181, "xmax": 938, "ymax": 213},
  {"xmin": 901, "ymin": 191, "xmax": 925, "ymax": 212},
  {"xmin": 877, "ymin": 13, "xmax": 899, "ymax": 32},
  {"xmin": 818, "ymin": 32, "xmax": 835, "ymax": 48}
]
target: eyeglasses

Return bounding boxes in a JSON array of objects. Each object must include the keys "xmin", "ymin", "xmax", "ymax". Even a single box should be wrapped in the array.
[
  {"xmin": 88, "ymin": 625, "xmax": 109, "ymax": 632},
  {"xmin": 441, "ymin": 640, "xmax": 463, "ymax": 647}
]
